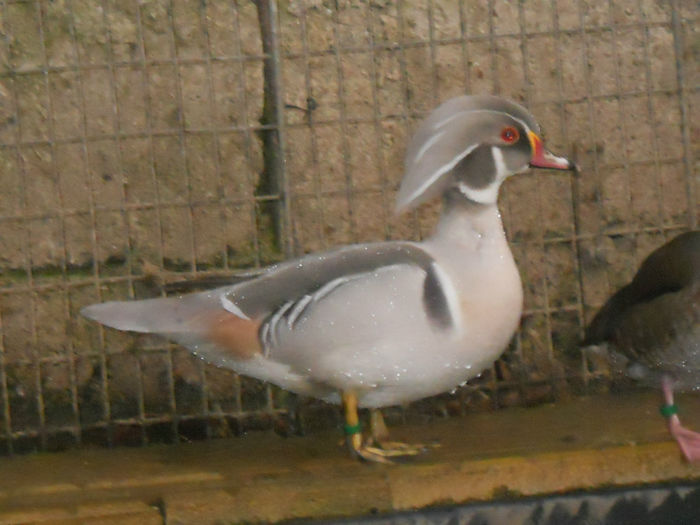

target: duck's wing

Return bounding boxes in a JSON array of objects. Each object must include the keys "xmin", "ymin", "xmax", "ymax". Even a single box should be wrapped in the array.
[
  {"xmin": 218, "ymin": 241, "xmax": 457, "ymax": 329},
  {"xmin": 81, "ymin": 241, "xmax": 458, "ymax": 367},
  {"xmin": 583, "ymin": 231, "xmax": 699, "ymax": 346}
]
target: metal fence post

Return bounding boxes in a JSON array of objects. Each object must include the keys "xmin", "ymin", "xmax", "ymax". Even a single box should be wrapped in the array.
[{"xmin": 256, "ymin": 0, "xmax": 293, "ymax": 258}]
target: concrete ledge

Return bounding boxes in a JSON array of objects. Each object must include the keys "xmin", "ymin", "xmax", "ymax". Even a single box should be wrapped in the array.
[
  {"xmin": 0, "ymin": 501, "xmax": 162, "ymax": 525},
  {"xmin": 1, "ymin": 392, "xmax": 699, "ymax": 524}
]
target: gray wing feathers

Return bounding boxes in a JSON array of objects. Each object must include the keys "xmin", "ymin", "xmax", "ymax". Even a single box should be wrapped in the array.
[
  {"xmin": 254, "ymin": 250, "xmax": 458, "ymax": 354},
  {"xmin": 240, "ymin": 242, "xmax": 459, "ymax": 350},
  {"xmin": 224, "ymin": 242, "xmax": 440, "ymax": 319},
  {"xmin": 82, "ymin": 242, "xmax": 458, "ymax": 340},
  {"xmin": 81, "ymin": 291, "xmax": 219, "ymax": 334}
]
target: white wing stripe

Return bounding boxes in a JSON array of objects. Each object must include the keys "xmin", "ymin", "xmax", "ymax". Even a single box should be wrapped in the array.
[
  {"xmin": 268, "ymin": 300, "xmax": 294, "ymax": 348},
  {"xmin": 312, "ymin": 276, "xmax": 352, "ymax": 303},
  {"xmin": 220, "ymin": 295, "xmax": 250, "ymax": 320},
  {"xmin": 286, "ymin": 294, "xmax": 313, "ymax": 329},
  {"xmin": 260, "ymin": 322, "xmax": 271, "ymax": 356}
]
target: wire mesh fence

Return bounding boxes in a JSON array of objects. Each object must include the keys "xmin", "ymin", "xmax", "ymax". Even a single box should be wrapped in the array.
[{"xmin": 0, "ymin": 0, "xmax": 696, "ymax": 455}]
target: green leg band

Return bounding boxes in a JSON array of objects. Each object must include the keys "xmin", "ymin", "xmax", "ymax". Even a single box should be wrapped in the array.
[
  {"xmin": 660, "ymin": 403, "xmax": 679, "ymax": 418},
  {"xmin": 344, "ymin": 422, "xmax": 362, "ymax": 435}
]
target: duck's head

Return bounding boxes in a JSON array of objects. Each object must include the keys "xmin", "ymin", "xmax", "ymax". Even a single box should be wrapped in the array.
[{"xmin": 396, "ymin": 95, "xmax": 575, "ymax": 212}]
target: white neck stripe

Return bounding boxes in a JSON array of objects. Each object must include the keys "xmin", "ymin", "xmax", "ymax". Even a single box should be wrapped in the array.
[
  {"xmin": 491, "ymin": 146, "xmax": 508, "ymax": 181},
  {"xmin": 458, "ymin": 181, "xmax": 500, "ymax": 204}
]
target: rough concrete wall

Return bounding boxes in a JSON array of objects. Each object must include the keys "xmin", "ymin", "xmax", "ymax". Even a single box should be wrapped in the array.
[{"xmin": 0, "ymin": 0, "xmax": 696, "ymax": 453}]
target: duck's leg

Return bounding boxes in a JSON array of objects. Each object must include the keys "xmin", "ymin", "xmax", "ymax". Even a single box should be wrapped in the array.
[
  {"xmin": 661, "ymin": 376, "xmax": 700, "ymax": 463},
  {"xmin": 342, "ymin": 391, "xmax": 390, "ymax": 463},
  {"xmin": 341, "ymin": 392, "xmax": 433, "ymax": 463}
]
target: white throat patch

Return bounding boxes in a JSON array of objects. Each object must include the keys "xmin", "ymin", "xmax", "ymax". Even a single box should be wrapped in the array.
[{"xmin": 457, "ymin": 147, "xmax": 508, "ymax": 204}]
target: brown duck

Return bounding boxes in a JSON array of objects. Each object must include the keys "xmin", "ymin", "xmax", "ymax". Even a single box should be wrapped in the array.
[{"xmin": 584, "ymin": 231, "xmax": 700, "ymax": 461}]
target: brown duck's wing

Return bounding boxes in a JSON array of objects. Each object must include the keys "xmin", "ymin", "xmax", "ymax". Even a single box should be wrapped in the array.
[{"xmin": 584, "ymin": 231, "xmax": 699, "ymax": 345}]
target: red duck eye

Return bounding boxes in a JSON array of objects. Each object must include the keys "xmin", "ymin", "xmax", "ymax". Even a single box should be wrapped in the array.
[{"xmin": 501, "ymin": 126, "xmax": 519, "ymax": 143}]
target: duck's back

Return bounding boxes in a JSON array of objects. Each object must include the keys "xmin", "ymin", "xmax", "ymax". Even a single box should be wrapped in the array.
[{"xmin": 584, "ymin": 231, "xmax": 700, "ymax": 388}]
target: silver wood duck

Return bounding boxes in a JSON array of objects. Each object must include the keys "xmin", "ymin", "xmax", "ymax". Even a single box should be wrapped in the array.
[{"xmin": 83, "ymin": 95, "xmax": 575, "ymax": 462}]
